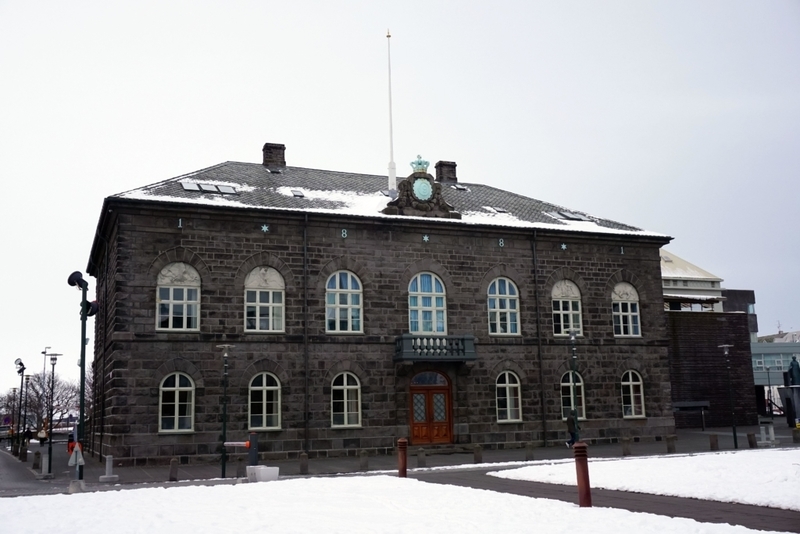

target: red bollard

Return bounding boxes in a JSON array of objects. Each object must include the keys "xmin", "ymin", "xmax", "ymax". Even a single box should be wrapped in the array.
[
  {"xmin": 573, "ymin": 442, "xmax": 592, "ymax": 507},
  {"xmin": 397, "ymin": 438, "xmax": 408, "ymax": 478}
]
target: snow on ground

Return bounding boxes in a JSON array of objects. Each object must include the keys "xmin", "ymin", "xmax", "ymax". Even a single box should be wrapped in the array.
[
  {"xmin": 489, "ymin": 448, "xmax": 800, "ymax": 511},
  {"xmin": 0, "ymin": 475, "xmax": 789, "ymax": 534},
  {"xmin": 1, "ymin": 450, "xmax": 798, "ymax": 533}
]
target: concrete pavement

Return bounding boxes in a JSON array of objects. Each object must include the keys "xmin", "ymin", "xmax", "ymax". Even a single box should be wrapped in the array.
[{"xmin": 2, "ymin": 424, "xmax": 799, "ymax": 532}]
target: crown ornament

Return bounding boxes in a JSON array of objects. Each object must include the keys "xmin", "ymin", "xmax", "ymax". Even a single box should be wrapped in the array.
[{"xmin": 410, "ymin": 155, "xmax": 429, "ymax": 173}]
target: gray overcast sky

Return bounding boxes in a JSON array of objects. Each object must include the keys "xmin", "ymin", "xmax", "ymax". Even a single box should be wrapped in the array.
[{"xmin": 1, "ymin": 1, "xmax": 798, "ymax": 392}]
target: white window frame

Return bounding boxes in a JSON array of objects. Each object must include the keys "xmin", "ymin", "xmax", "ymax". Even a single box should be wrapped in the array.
[
  {"xmin": 408, "ymin": 272, "xmax": 447, "ymax": 335},
  {"xmin": 326, "ymin": 271, "xmax": 364, "ymax": 334},
  {"xmin": 560, "ymin": 371, "xmax": 586, "ymax": 420},
  {"xmin": 496, "ymin": 371, "xmax": 522, "ymax": 422},
  {"xmin": 552, "ymin": 280, "xmax": 582, "ymax": 336},
  {"xmin": 488, "ymin": 277, "xmax": 520, "ymax": 335},
  {"xmin": 612, "ymin": 283, "xmax": 641, "ymax": 337},
  {"xmin": 249, "ymin": 372, "xmax": 281, "ymax": 430},
  {"xmin": 621, "ymin": 370, "xmax": 646, "ymax": 418},
  {"xmin": 331, "ymin": 372, "xmax": 361, "ymax": 428},
  {"xmin": 156, "ymin": 262, "xmax": 201, "ymax": 331},
  {"xmin": 244, "ymin": 267, "xmax": 285, "ymax": 333},
  {"xmin": 159, "ymin": 372, "xmax": 194, "ymax": 433}
]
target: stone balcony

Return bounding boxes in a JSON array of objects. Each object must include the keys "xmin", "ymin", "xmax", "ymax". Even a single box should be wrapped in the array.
[{"xmin": 393, "ymin": 334, "xmax": 477, "ymax": 363}]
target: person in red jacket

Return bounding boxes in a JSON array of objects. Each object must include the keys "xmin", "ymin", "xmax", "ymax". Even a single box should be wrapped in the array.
[{"xmin": 67, "ymin": 435, "xmax": 82, "ymax": 454}]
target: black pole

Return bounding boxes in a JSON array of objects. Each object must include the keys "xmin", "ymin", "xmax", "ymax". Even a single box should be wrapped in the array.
[
  {"xmin": 720, "ymin": 344, "xmax": 737, "ymax": 449},
  {"xmin": 766, "ymin": 367, "xmax": 773, "ymax": 419},
  {"xmin": 15, "ymin": 366, "xmax": 24, "ymax": 456},
  {"xmin": 48, "ymin": 358, "xmax": 56, "ymax": 475},
  {"xmin": 217, "ymin": 344, "xmax": 234, "ymax": 478},
  {"xmin": 79, "ymin": 283, "xmax": 87, "ymax": 480},
  {"xmin": 570, "ymin": 331, "xmax": 579, "ymax": 442},
  {"xmin": 22, "ymin": 376, "xmax": 29, "ymax": 444},
  {"xmin": 222, "ymin": 352, "xmax": 228, "ymax": 478}
]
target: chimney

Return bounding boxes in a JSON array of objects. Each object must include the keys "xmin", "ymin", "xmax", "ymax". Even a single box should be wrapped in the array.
[
  {"xmin": 435, "ymin": 161, "xmax": 457, "ymax": 183},
  {"xmin": 262, "ymin": 143, "xmax": 286, "ymax": 168}
]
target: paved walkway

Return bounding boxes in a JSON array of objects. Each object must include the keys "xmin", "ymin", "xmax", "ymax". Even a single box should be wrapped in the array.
[{"xmin": 2, "ymin": 424, "xmax": 798, "ymax": 532}]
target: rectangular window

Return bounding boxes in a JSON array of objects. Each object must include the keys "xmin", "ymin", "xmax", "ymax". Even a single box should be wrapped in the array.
[
  {"xmin": 244, "ymin": 289, "xmax": 284, "ymax": 332},
  {"xmin": 157, "ymin": 286, "xmax": 200, "ymax": 330}
]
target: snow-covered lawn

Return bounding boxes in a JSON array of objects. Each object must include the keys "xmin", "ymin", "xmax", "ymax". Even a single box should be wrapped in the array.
[
  {"xmin": 1, "ymin": 449, "xmax": 797, "ymax": 534},
  {"xmin": 489, "ymin": 448, "xmax": 800, "ymax": 511}
]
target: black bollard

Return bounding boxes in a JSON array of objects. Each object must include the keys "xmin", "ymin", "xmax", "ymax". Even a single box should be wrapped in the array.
[
  {"xmin": 169, "ymin": 458, "xmax": 179, "ymax": 482},
  {"xmin": 299, "ymin": 452, "xmax": 308, "ymax": 475}
]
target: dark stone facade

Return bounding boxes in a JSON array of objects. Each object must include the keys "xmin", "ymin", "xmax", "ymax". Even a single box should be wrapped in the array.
[
  {"xmin": 87, "ymin": 199, "xmax": 675, "ymax": 465},
  {"xmin": 667, "ymin": 312, "xmax": 758, "ymax": 428}
]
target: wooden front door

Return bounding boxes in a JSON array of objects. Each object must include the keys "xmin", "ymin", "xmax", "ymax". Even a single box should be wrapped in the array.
[{"xmin": 410, "ymin": 371, "xmax": 452, "ymax": 445}]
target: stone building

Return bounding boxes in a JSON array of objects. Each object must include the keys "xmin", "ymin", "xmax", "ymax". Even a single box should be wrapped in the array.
[{"xmin": 86, "ymin": 143, "xmax": 674, "ymax": 465}]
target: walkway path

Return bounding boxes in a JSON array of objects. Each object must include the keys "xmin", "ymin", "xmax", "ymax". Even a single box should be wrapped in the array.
[{"xmin": 2, "ymin": 424, "xmax": 798, "ymax": 532}]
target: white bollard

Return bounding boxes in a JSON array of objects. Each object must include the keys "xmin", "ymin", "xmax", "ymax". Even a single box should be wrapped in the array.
[{"xmin": 99, "ymin": 455, "xmax": 119, "ymax": 483}]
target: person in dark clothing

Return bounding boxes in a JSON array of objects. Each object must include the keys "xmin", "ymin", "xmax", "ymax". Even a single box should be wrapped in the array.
[
  {"xmin": 23, "ymin": 428, "xmax": 32, "ymax": 445},
  {"xmin": 565, "ymin": 409, "xmax": 579, "ymax": 448}
]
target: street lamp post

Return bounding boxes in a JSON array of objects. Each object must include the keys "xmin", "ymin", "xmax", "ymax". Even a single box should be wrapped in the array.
[
  {"xmin": 22, "ymin": 375, "xmax": 30, "ymax": 438},
  {"xmin": 14, "ymin": 359, "xmax": 25, "ymax": 457},
  {"xmin": 217, "ymin": 344, "xmax": 235, "ymax": 478},
  {"xmin": 41, "ymin": 347, "xmax": 51, "ymax": 378},
  {"xmin": 67, "ymin": 271, "xmax": 98, "ymax": 482},
  {"xmin": 48, "ymin": 354, "xmax": 59, "ymax": 476},
  {"xmin": 10, "ymin": 388, "xmax": 16, "ymax": 452},
  {"xmin": 720, "ymin": 344, "xmax": 737, "ymax": 449},
  {"xmin": 766, "ymin": 366, "xmax": 773, "ymax": 420},
  {"xmin": 569, "ymin": 330, "xmax": 580, "ymax": 442}
]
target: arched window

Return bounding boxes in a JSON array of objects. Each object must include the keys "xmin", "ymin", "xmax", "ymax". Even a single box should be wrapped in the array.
[
  {"xmin": 331, "ymin": 372, "xmax": 361, "ymax": 427},
  {"xmin": 159, "ymin": 372, "xmax": 194, "ymax": 432},
  {"xmin": 612, "ymin": 283, "xmax": 641, "ymax": 337},
  {"xmin": 244, "ymin": 267, "xmax": 285, "ymax": 332},
  {"xmin": 326, "ymin": 271, "xmax": 363, "ymax": 333},
  {"xmin": 409, "ymin": 273, "xmax": 447, "ymax": 334},
  {"xmin": 488, "ymin": 278, "xmax": 520, "ymax": 335},
  {"xmin": 560, "ymin": 371, "xmax": 585, "ymax": 419},
  {"xmin": 157, "ymin": 262, "xmax": 200, "ymax": 331},
  {"xmin": 552, "ymin": 280, "xmax": 582, "ymax": 336},
  {"xmin": 249, "ymin": 372, "xmax": 281, "ymax": 430},
  {"xmin": 496, "ymin": 371, "xmax": 522, "ymax": 422},
  {"xmin": 621, "ymin": 370, "xmax": 645, "ymax": 418}
]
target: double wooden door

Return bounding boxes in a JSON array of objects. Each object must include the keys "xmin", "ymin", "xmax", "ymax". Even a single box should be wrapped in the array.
[{"xmin": 410, "ymin": 372, "xmax": 452, "ymax": 445}]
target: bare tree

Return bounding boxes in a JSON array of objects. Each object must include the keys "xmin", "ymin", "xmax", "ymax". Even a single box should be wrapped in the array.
[{"xmin": 6, "ymin": 372, "xmax": 78, "ymax": 431}]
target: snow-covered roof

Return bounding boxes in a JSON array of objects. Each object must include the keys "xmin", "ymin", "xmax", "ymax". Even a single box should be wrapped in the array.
[
  {"xmin": 660, "ymin": 249, "xmax": 722, "ymax": 281},
  {"xmin": 111, "ymin": 161, "xmax": 669, "ymax": 237}
]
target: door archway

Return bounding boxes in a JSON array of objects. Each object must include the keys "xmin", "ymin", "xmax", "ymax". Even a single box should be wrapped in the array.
[{"xmin": 409, "ymin": 371, "xmax": 452, "ymax": 445}]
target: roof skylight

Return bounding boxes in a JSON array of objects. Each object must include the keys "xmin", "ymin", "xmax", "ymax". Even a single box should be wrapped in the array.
[
  {"xmin": 180, "ymin": 182, "xmax": 237, "ymax": 194},
  {"xmin": 291, "ymin": 190, "xmax": 305, "ymax": 198}
]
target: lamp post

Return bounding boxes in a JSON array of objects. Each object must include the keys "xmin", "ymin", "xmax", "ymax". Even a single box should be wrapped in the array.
[
  {"xmin": 766, "ymin": 366, "xmax": 773, "ymax": 420},
  {"xmin": 569, "ymin": 330, "xmax": 580, "ymax": 442},
  {"xmin": 41, "ymin": 346, "xmax": 51, "ymax": 377},
  {"xmin": 67, "ymin": 271, "xmax": 98, "ymax": 482},
  {"xmin": 22, "ymin": 375, "xmax": 30, "ymax": 438},
  {"xmin": 10, "ymin": 388, "xmax": 17, "ymax": 450},
  {"xmin": 719, "ymin": 344, "xmax": 737, "ymax": 449},
  {"xmin": 14, "ymin": 359, "xmax": 25, "ymax": 456},
  {"xmin": 47, "ymin": 354, "xmax": 59, "ymax": 476},
  {"xmin": 217, "ymin": 344, "xmax": 235, "ymax": 478}
]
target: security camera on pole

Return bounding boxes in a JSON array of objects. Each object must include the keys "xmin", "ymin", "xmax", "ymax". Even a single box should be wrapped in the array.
[{"xmin": 67, "ymin": 271, "xmax": 99, "ymax": 481}]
